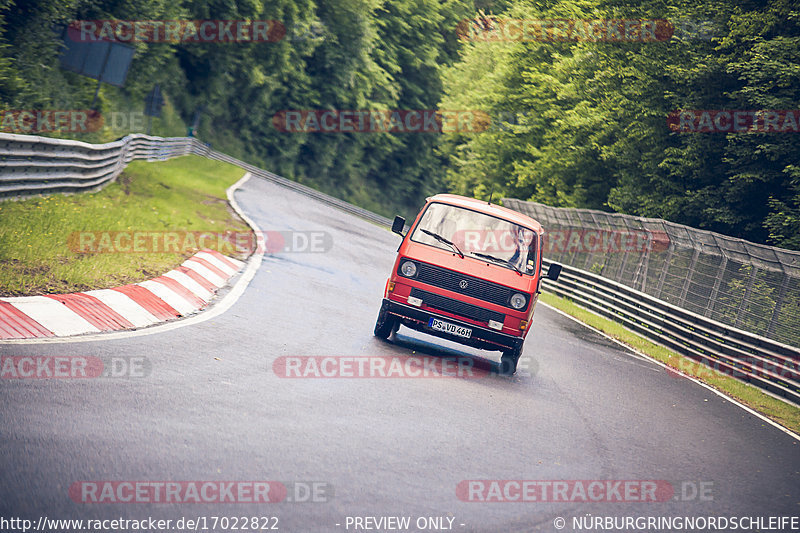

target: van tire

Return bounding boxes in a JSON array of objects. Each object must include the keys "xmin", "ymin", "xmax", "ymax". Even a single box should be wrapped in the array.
[
  {"xmin": 374, "ymin": 307, "xmax": 396, "ymax": 339},
  {"xmin": 499, "ymin": 346, "xmax": 521, "ymax": 375}
]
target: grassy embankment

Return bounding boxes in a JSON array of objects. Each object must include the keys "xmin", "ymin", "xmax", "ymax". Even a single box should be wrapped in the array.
[{"xmin": 0, "ymin": 155, "xmax": 250, "ymax": 296}]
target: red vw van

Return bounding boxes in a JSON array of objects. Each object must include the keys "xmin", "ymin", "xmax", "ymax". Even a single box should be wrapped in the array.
[{"xmin": 374, "ymin": 194, "xmax": 561, "ymax": 374}]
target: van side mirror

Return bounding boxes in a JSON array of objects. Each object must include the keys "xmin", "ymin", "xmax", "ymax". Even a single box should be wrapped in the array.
[
  {"xmin": 546, "ymin": 263, "xmax": 562, "ymax": 281},
  {"xmin": 391, "ymin": 216, "xmax": 406, "ymax": 236}
]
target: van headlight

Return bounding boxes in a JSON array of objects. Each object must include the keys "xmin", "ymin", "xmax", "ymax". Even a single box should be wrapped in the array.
[
  {"xmin": 400, "ymin": 260, "xmax": 417, "ymax": 278},
  {"xmin": 510, "ymin": 293, "xmax": 527, "ymax": 310}
]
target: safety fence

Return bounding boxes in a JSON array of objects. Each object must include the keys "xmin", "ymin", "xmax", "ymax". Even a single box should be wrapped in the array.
[{"xmin": 504, "ymin": 199, "xmax": 800, "ymax": 351}]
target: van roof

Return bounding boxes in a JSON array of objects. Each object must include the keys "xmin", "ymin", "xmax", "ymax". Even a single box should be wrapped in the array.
[{"xmin": 426, "ymin": 194, "xmax": 544, "ymax": 232}]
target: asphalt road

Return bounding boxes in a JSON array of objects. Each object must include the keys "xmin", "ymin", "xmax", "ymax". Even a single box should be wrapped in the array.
[{"xmin": 1, "ymin": 175, "xmax": 798, "ymax": 533}]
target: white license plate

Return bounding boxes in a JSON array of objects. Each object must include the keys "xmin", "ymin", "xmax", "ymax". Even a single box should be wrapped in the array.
[{"xmin": 428, "ymin": 318, "xmax": 472, "ymax": 339}]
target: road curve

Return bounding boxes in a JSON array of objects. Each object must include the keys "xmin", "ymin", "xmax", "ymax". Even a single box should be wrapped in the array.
[{"xmin": 1, "ymin": 175, "xmax": 797, "ymax": 533}]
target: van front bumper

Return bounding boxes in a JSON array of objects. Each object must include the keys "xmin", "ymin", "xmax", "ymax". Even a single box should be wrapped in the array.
[{"xmin": 381, "ymin": 298, "xmax": 523, "ymax": 352}]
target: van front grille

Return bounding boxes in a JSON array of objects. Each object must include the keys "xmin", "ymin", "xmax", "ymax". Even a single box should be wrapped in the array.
[{"xmin": 410, "ymin": 288, "xmax": 505, "ymax": 324}]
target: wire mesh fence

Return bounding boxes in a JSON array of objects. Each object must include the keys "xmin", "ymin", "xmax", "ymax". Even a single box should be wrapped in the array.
[{"xmin": 504, "ymin": 199, "xmax": 800, "ymax": 349}]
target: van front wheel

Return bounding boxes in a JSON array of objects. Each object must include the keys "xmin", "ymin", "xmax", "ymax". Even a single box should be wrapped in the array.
[
  {"xmin": 499, "ymin": 346, "xmax": 521, "ymax": 375},
  {"xmin": 374, "ymin": 306, "xmax": 396, "ymax": 339}
]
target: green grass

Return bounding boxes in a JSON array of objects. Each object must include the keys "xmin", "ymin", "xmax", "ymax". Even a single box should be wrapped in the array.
[
  {"xmin": 539, "ymin": 291, "xmax": 800, "ymax": 435},
  {"xmin": 0, "ymin": 155, "xmax": 250, "ymax": 296}
]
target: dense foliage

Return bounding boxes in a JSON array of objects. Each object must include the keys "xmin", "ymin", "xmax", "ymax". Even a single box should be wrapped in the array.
[
  {"xmin": 1, "ymin": 0, "xmax": 798, "ymax": 248},
  {"xmin": 0, "ymin": 0, "xmax": 473, "ymax": 219},
  {"xmin": 442, "ymin": 0, "xmax": 800, "ymax": 249}
]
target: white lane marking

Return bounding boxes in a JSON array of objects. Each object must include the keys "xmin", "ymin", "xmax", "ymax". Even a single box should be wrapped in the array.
[
  {"xmin": 182, "ymin": 259, "xmax": 227, "ymax": 287},
  {"xmin": 541, "ymin": 301, "xmax": 800, "ymax": 442},
  {"xmin": 138, "ymin": 280, "xmax": 198, "ymax": 315},
  {"xmin": 84, "ymin": 289, "xmax": 160, "ymax": 328},
  {"xmin": 195, "ymin": 251, "xmax": 240, "ymax": 276},
  {"xmin": 1, "ymin": 296, "xmax": 100, "ymax": 336},
  {"xmin": 163, "ymin": 270, "xmax": 212, "ymax": 301}
]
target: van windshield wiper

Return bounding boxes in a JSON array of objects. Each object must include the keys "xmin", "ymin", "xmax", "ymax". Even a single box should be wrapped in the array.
[
  {"xmin": 469, "ymin": 251, "xmax": 523, "ymax": 276},
  {"xmin": 420, "ymin": 228, "xmax": 464, "ymax": 258}
]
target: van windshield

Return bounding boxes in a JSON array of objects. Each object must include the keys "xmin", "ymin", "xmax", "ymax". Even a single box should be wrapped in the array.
[{"xmin": 410, "ymin": 202, "xmax": 537, "ymax": 275}]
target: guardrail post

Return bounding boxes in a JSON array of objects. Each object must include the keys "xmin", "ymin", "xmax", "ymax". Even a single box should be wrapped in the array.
[
  {"xmin": 655, "ymin": 247, "xmax": 674, "ymax": 299},
  {"xmin": 767, "ymin": 275, "xmax": 790, "ymax": 337},
  {"xmin": 582, "ymin": 212, "xmax": 602, "ymax": 272},
  {"xmin": 705, "ymin": 255, "xmax": 728, "ymax": 318},
  {"xmin": 678, "ymin": 248, "xmax": 700, "ymax": 308},
  {"xmin": 734, "ymin": 266, "xmax": 758, "ymax": 329},
  {"xmin": 634, "ymin": 247, "xmax": 650, "ymax": 293},
  {"xmin": 609, "ymin": 217, "xmax": 628, "ymax": 283}
]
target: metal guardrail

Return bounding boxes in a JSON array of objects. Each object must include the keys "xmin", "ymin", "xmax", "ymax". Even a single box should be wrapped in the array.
[
  {"xmin": 0, "ymin": 132, "xmax": 391, "ymax": 227},
  {"xmin": 542, "ymin": 259, "xmax": 800, "ymax": 405},
  {"xmin": 2, "ymin": 132, "xmax": 797, "ymax": 404},
  {"xmin": 0, "ymin": 133, "xmax": 392, "ymax": 226},
  {"xmin": 0, "ymin": 133, "xmax": 194, "ymax": 198}
]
